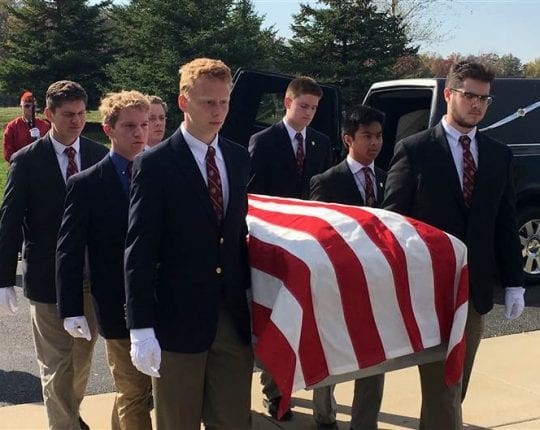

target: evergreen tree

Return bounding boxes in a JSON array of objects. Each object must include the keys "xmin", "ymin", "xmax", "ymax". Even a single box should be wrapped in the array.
[
  {"xmin": 0, "ymin": 0, "xmax": 113, "ymax": 108},
  {"xmin": 288, "ymin": 0, "xmax": 417, "ymax": 104},
  {"xmin": 106, "ymin": 0, "xmax": 283, "ymax": 126}
]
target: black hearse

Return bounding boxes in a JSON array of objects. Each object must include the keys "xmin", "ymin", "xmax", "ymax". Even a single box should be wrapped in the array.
[{"xmin": 222, "ymin": 71, "xmax": 540, "ymax": 284}]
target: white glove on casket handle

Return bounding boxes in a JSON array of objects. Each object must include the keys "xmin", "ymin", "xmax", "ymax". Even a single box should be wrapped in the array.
[
  {"xmin": 0, "ymin": 287, "xmax": 18, "ymax": 314},
  {"xmin": 130, "ymin": 328, "xmax": 161, "ymax": 377},
  {"xmin": 504, "ymin": 287, "xmax": 525, "ymax": 320},
  {"xmin": 63, "ymin": 316, "xmax": 92, "ymax": 340}
]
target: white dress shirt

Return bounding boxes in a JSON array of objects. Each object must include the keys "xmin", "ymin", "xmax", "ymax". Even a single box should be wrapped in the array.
[
  {"xmin": 346, "ymin": 156, "xmax": 377, "ymax": 203},
  {"xmin": 283, "ymin": 119, "xmax": 306, "ymax": 154},
  {"xmin": 181, "ymin": 123, "xmax": 229, "ymax": 212},
  {"xmin": 441, "ymin": 116, "xmax": 478, "ymax": 189},
  {"xmin": 50, "ymin": 135, "xmax": 81, "ymax": 183}
]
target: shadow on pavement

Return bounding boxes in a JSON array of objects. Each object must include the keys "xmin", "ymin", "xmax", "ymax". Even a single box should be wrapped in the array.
[{"xmin": 0, "ymin": 370, "xmax": 42, "ymax": 405}]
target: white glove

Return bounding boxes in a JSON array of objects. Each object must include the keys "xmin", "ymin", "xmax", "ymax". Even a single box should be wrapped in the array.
[
  {"xmin": 504, "ymin": 287, "xmax": 525, "ymax": 320},
  {"xmin": 29, "ymin": 127, "xmax": 40, "ymax": 138},
  {"xmin": 63, "ymin": 316, "xmax": 92, "ymax": 341},
  {"xmin": 130, "ymin": 328, "xmax": 161, "ymax": 377},
  {"xmin": 0, "ymin": 287, "xmax": 18, "ymax": 314}
]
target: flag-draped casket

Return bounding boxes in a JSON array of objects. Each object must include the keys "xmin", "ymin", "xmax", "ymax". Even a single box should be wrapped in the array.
[{"xmin": 247, "ymin": 194, "xmax": 469, "ymax": 418}]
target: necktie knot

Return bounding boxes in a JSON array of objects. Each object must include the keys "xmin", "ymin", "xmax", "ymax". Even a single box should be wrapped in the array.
[
  {"xmin": 459, "ymin": 135, "xmax": 471, "ymax": 150},
  {"xmin": 64, "ymin": 146, "xmax": 76, "ymax": 159},
  {"xmin": 206, "ymin": 145, "xmax": 216, "ymax": 159}
]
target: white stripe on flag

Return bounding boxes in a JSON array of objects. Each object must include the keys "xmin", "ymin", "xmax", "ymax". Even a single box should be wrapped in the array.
[
  {"xmin": 247, "ymin": 213, "xmax": 359, "ymax": 373},
  {"xmin": 251, "ymin": 268, "xmax": 282, "ymax": 310},
  {"xmin": 374, "ymin": 208, "xmax": 441, "ymax": 349},
  {"xmin": 268, "ymin": 286, "xmax": 307, "ymax": 392}
]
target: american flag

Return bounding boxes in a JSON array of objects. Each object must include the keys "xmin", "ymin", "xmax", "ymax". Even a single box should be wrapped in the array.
[{"xmin": 247, "ymin": 194, "xmax": 469, "ymax": 418}]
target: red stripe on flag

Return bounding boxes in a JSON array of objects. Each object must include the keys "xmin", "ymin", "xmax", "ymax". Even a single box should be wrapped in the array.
[
  {"xmin": 255, "ymin": 321, "xmax": 296, "ymax": 419},
  {"xmin": 408, "ymin": 219, "xmax": 458, "ymax": 341},
  {"xmin": 249, "ymin": 207, "xmax": 386, "ymax": 367},
  {"xmin": 249, "ymin": 237, "xmax": 329, "ymax": 386},
  {"xmin": 252, "ymin": 302, "xmax": 271, "ymax": 338},
  {"xmin": 445, "ymin": 265, "xmax": 469, "ymax": 385}
]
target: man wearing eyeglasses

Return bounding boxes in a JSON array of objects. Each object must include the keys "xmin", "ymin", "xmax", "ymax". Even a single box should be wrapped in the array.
[
  {"xmin": 383, "ymin": 61, "xmax": 525, "ymax": 430},
  {"xmin": 3, "ymin": 91, "xmax": 51, "ymax": 163}
]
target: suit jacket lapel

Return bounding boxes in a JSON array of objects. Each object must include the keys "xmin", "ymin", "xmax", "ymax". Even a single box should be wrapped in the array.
[
  {"xmin": 471, "ymin": 132, "xmax": 492, "ymax": 207},
  {"xmin": 336, "ymin": 160, "xmax": 365, "ymax": 205},
  {"xmin": 169, "ymin": 129, "xmax": 217, "ymax": 226},
  {"xmin": 433, "ymin": 123, "xmax": 468, "ymax": 212},
  {"xmin": 42, "ymin": 135, "xmax": 67, "ymax": 190},
  {"xmin": 374, "ymin": 167, "xmax": 386, "ymax": 207},
  {"xmin": 220, "ymin": 138, "xmax": 241, "ymax": 220},
  {"xmin": 99, "ymin": 157, "xmax": 129, "ymax": 208},
  {"xmin": 277, "ymin": 121, "xmax": 297, "ymax": 164}
]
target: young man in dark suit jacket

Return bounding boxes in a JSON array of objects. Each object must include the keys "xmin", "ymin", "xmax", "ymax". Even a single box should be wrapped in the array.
[
  {"xmin": 0, "ymin": 81, "xmax": 108, "ymax": 430},
  {"xmin": 310, "ymin": 105, "xmax": 386, "ymax": 430},
  {"xmin": 56, "ymin": 91, "xmax": 152, "ymax": 430},
  {"xmin": 249, "ymin": 76, "xmax": 333, "ymax": 200},
  {"xmin": 125, "ymin": 58, "xmax": 253, "ymax": 430},
  {"xmin": 248, "ymin": 76, "xmax": 333, "ymax": 420},
  {"xmin": 383, "ymin": 61, "xmax": 525, "ymax": 430}
]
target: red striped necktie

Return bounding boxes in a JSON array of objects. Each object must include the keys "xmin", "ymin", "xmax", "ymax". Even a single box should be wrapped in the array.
[
  {"xmin": 206, "ymin": 145, "xmax": 223, "ymax": 225},
  {"xmin": 64, "ymin": 147, "xmax": 78, "ymax": 180},
  {"xmin": 295, "ymin": 132, "xmax": 305, "ymax": 176},
  {"xmin": 459, "ymin": 135, "xmax": 476, "ymax": 206},
  {"xmin": 362, "ymin": 166, "xmax": 377, "ymax": 207}
]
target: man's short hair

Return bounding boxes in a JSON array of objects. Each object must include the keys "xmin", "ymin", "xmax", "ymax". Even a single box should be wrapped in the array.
[
  {"xmin": 285, "ymin": 76, "xmax": 323, "ymax": 100},
  {"xmin": 179, "ymin": 58, "xmax": 232, "ymax": 97},
  {"xmin": 147, "ymin": 95, "xmax": 168, "ymax": 113},
  {"xmin": 99, "ymin": 90, "xmax": 150, "ymax": 128},
  {"xmin": 342, "ymin": 105, "xmax": 386, "ymax": 137},
  {"xmin": 445, "ymin": 61, "xmax": 495, "ymax": 89},
  {"xmin": 46, "ymin": 80, "xmax": 88, "ymax": 111}
]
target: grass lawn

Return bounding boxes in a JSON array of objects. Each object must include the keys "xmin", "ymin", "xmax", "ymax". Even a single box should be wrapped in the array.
[{"xmin": 0, "ymin": 107, "xmax": 107, "ymax": 198}]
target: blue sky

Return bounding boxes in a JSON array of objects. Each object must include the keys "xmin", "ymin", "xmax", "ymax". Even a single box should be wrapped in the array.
[{"xmin": 252, "ymin": 0, "xmax": 540, "ymax": 64}]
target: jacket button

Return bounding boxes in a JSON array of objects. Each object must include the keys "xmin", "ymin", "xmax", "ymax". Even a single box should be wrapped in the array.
[
  {"xmin": 219, "ymin": 237, "xmax": 224, "ymax": 244},
  {"xmin": 216, "ymin": 267, "xmax": 222, "ymax": 274}
]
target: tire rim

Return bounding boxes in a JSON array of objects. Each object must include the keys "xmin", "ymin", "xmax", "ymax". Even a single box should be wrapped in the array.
[{"xmin": 519, "ymin": 218, "xmax": 540, "ymax": 275}]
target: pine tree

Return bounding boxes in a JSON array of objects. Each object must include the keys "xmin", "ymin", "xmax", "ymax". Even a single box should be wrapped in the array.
[
  {"xmin": 106, "ymin": 0, "xmax": 283, "ymax": 125},
  {"xmin": 288, "ymin": 0, "xmax": 417, "ymax": 105},
  {"xmin": 0, "ymin": 0, "xmax": 113, "ymax": 108}
]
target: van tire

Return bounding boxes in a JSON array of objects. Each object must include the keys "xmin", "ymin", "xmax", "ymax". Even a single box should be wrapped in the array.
[{"xmin": 517, "ymin": 206, "xmax": 540, "ymax": 285}]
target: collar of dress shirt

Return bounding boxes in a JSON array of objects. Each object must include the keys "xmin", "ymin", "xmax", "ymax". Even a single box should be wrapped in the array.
[
  {"xmin": 346, "ymin": 155, "xmax": 375, "ymax": 175},
  {"xmin": 180, "ymin": 122, "xmax": 222, "ymax": 162},
  {"xmin": 282, "ymin": 119, "xmax": 306, "ymax": 144},
  {"xmin": 109, "ymin": 150, "xmax": 130, "ymax": 176},
  {"xmin": 441, "ymin": 116, "xmax": 477, "ymax": 151},
  {"xmin": 50, "ymin": 134, "xmax": 81, "ymax": 156}
]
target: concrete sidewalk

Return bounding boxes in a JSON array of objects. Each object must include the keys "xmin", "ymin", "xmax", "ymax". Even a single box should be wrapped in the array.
[{"xmin": 0, "ymin": 331, "xmax": 539, "ymax": 429}]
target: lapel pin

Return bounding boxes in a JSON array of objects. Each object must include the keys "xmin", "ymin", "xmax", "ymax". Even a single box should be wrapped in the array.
[
  {"xmin": 311, "ymin": 141, "xmax": 315, "ymax": 146},
  {"xmin": 379, "ymin": 182, "xmax": 383, "ymax": 188}
]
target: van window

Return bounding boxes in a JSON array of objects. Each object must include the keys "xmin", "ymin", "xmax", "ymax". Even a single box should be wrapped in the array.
[
  {"xmin": 365, "ymin": 88, "xmax": 433, "ymax": 170},
  {"xmin": 255, "ymin": 93, "xmax": 285, "ymax": 127}
]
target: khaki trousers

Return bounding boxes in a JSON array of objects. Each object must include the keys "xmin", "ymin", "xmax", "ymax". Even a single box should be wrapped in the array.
[
  {"xmin": 105, "ymin": 338, "xmax": 153, "ymax": 430},
  {"xmin": 313, "ymin": 374, "xmax": 384, "ymax": 429},
  {"xmin": 418, "ymin": 305, "xmax": 485, "ymax": 430},
  {"xmin": 152, "ymin": 310, "xmax": 253, "ymax": 430},
  {"xmin": 30, "ymin": 291, "xmax": 97, "ymax": 430}
]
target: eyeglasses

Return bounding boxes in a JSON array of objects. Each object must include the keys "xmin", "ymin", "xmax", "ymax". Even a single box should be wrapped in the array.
[{"xmin": 450, "ymin": 88, "xmax": 494, "ymax": 106}]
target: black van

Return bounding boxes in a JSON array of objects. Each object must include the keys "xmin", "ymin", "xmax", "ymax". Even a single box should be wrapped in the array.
[
  {"xmin": 363, "ymin": 78, "xmax": 540, "ymax": 284},
  {"xmin": 222, "ymin": 70, "xmax": 540, "ymax": 284}
]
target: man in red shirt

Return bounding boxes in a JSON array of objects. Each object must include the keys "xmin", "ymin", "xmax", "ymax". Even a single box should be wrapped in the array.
[{"xmin": 3, "ymin": 91, "xmax": 51, "ymax": 162}]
